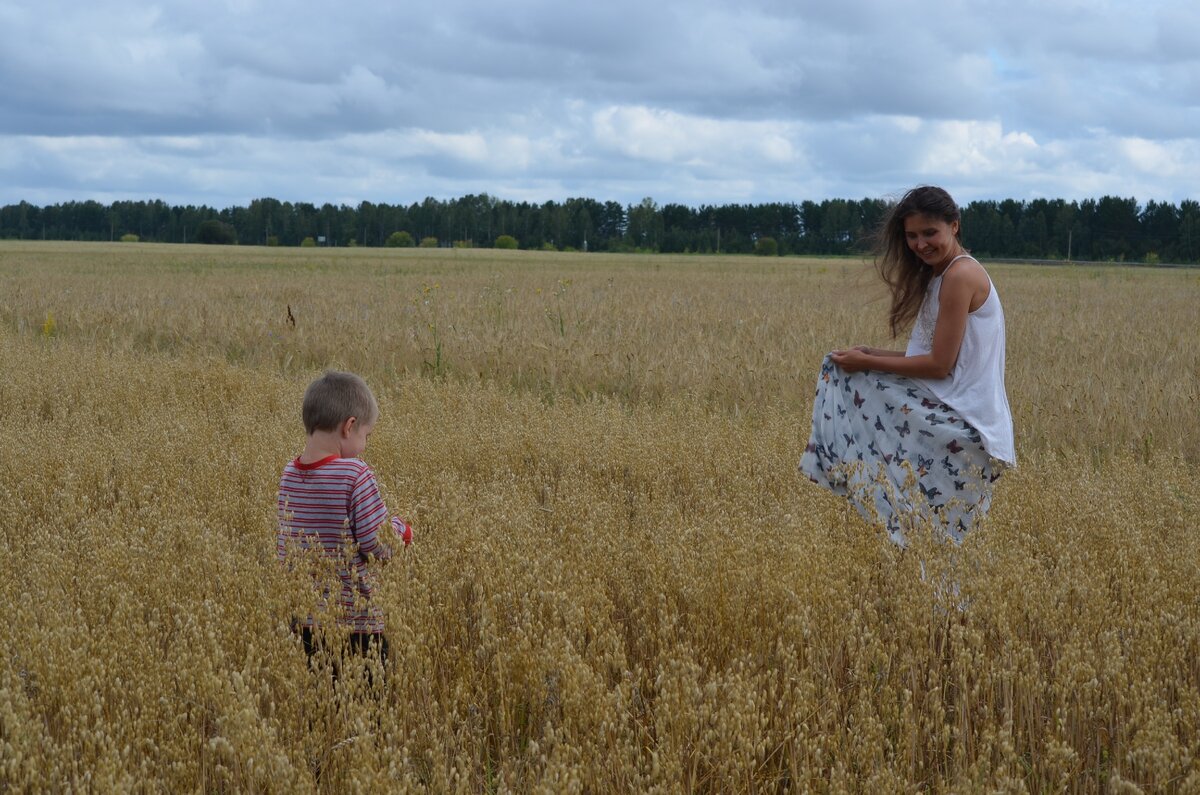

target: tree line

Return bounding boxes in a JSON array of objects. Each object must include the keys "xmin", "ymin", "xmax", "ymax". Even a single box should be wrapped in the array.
[{"xmin": 0, "ymin": 194, "xmax": 1196, "ymax": 262}]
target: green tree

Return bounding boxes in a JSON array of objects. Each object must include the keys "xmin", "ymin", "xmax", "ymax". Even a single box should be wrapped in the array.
[
  {"xmin": 5, "ymin": 193, "xmax": 1198, "ymax": 263},
  {"xmin": 419, "ymin": 236, "xmax": 438, "ymax": 248},
  {"xmin": 1091, "ymin": 196, "xmax": 1139, "ymax": 260},
  {"xmin": 495, "ymin": 234, "xmax": 519, "ymax": 249},
  {"xmin": 753, "ymin": 236, "xmax": 778, "ymax": 256},
  {"xmin": 386, "ymin": 231, "xmax": 415, "ymax": 247},
  {"xmin": 626, "ymin": 197, "xmax": 662, "ymax": 250},
  {"xmin": 246, "ymin": 197, "xmax": 285, "ymax": 246},
  {"xmin": 1177, "ymin": 200, "xmax": 1199, "ymax": 262},
  {"xmin": 1139, "ymin": 200, "xmax": 1179, "ymax": 261},
  {"xmin": 195, "ymin": 219, "xmax": 237, "ymax": 245}
]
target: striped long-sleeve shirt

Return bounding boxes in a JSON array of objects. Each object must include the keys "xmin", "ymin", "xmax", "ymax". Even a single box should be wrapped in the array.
[{"xmin": 277, "ymin": 455, "xmax": 393, "ymax": 633}]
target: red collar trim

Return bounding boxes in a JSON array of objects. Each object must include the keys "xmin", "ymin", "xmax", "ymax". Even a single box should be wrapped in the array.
[{"xmin": 293, "ymin": 454, "xmax": 339, "ymax": 471}]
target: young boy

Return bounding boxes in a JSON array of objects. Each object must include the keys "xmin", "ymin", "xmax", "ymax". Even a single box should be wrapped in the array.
[{"xmin": 277, "ymin": 371, "xmax": 412, "ymax": 673}]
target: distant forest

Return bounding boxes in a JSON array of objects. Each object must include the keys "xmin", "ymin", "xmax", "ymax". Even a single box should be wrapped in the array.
[{"xmin": 1, "ymin": 194, "xmax": 1197, "ymax": 263}]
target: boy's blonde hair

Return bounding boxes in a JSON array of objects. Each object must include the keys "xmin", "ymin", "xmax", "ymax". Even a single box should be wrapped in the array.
[{"xmin": 302, "ymin": 371, "xmax": 379, "ymax": 434}]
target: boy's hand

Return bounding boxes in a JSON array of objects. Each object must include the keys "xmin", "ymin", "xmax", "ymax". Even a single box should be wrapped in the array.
[{"xmin": 391, "ymin": 517, "xmax": 414, "ymax": 546}]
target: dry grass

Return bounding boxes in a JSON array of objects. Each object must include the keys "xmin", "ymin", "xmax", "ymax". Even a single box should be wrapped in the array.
[{"xmin": 0, "ymin": 242, "xmax": 1197, "ymax": 792}]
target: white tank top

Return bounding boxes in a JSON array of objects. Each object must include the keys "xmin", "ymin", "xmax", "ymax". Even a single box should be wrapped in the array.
[{"xmin": 904, "ymin": 255, "xmax": 1016, "ymax": 466}]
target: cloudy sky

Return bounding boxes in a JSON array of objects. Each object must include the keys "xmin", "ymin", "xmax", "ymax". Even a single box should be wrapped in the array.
[{"xmin": 1, "ymin": 0, "xmax": 1196, "ymax": 209}]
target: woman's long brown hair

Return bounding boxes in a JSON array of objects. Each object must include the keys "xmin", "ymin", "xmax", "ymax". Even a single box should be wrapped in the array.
[{"xmin": 873, "ymin": 186, "xmax": 962, "ymax": 338}]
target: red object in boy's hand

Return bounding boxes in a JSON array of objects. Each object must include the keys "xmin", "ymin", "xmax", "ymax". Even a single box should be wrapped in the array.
[{"xmin": 391, "ymin": 517, "xmax": 414, "ymax": 546}]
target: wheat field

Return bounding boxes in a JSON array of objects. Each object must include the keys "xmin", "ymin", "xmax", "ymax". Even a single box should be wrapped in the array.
[{"xmin": 1, "ymin": 242, "xmax": 1197, "ymax": 792}]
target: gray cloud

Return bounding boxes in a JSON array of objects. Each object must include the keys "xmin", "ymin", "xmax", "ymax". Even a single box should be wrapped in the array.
[{"xmin": 0, "ymin": 0, "xmax": 1196, "ymax": 206}]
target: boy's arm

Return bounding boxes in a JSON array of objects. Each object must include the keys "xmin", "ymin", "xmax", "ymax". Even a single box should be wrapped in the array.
[
  {"xmin": 349, "ymin": 469, "xmax": 395, "ymax": 564},
  {"xmin": 391, "ymin": 516, "xmax": 414, "ymax": 547},
  {"xmin": 349, "ymin": 468, "xmax": 414, "ymax": 565}
]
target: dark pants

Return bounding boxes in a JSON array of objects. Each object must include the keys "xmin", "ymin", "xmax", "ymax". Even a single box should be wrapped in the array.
[{"xmin": 295, "ymin": 624, "xmax": 389, "ymax": 683}]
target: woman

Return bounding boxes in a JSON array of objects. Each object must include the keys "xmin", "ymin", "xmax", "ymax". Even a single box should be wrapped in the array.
[{"xmin": 799, "ymin": 186, "xmax": 1015, "ymax": 546}]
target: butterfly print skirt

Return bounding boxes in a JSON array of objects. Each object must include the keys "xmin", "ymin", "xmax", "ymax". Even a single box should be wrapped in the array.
[{"xmin": 799, "ymin": 354, "xmax": 1001, "ymax": 546}]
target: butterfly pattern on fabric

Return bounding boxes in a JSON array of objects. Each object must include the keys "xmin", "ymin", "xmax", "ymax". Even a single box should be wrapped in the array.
[{"xmin": 799, "ymin": 354, "xmax": 1001, "ymax": 546}]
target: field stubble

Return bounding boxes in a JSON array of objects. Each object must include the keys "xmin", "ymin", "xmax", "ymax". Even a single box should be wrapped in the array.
[{"xmin": 0, "ymin": 242, "xmax": 1197, "ymax": 792}]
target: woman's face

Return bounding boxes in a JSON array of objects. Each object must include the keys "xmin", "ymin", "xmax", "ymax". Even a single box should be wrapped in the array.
[{"xmin": 904, "ymin": 213, "xmax": 960, "ymax": 269}]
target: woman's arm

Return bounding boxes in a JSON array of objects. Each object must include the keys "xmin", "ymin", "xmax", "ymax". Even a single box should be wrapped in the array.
[
  {"xmin": 853, "ymin": 346, "xmax": 906, "ymax": 358},
  {"xmin": 833, "ymin": 269, "xmax": 976, "ymax": 378}
]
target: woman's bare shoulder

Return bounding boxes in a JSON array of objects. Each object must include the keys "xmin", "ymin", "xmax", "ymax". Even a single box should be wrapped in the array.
[
  {"xmin": 943, "ymin": 257, "xmax": 990, "ymax": 288},
  {"xmin": 939, "ymin": 256, "xmax": 991, "ymax": 311}
]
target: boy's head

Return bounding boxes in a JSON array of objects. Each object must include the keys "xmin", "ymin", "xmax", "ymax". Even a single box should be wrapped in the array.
[{"xmin": 302, "ymin": 371, "xmax": 379, "ymax": 436}]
